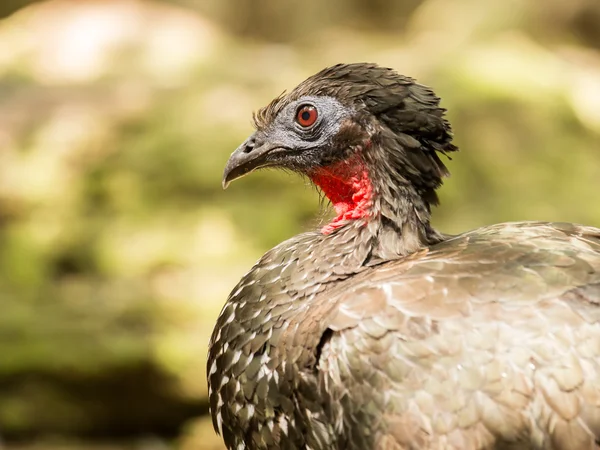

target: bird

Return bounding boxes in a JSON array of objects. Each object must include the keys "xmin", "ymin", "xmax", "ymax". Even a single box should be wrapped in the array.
[{"xmin": 207, "ymin": 63, "xmax": 600, "ymax": 450}]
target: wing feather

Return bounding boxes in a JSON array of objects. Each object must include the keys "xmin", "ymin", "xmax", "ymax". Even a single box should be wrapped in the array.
[{"xmin": 317, "ymin": 223, "xmax": 600, "ymax": 449}]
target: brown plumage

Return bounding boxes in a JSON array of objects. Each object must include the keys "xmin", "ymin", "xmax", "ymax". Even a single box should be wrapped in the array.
[{"xmin": 207, "ymin": 63, "xmax": 600, "ymax": 450}]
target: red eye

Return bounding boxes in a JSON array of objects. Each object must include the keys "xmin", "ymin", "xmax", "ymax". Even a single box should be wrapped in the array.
[{"xmin": 296, "ymin": 105, "xmax": 318, "ymax": 127}]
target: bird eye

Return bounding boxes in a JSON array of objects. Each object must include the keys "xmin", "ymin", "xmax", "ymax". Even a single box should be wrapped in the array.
[{"xmin": 296, "ymin": 105, "xmax": 318, "ymax": 128}]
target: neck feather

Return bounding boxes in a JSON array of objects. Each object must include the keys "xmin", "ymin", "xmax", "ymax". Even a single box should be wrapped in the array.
[
  {"xmin": 309, "ymin": 155, "xmax": 373, "ymax": 234},
  {"xmin": 309, "ymin": 152, "xmax": 445, "ymax": 259}
]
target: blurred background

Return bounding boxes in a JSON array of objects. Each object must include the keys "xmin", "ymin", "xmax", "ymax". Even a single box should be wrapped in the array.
[{"xmin": 0, "ymin": 0, "xmax": 599, "ymax": 449}]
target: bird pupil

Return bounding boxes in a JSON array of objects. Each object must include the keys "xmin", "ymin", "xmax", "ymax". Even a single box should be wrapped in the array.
[{"xmin": 301, "ymin": 111, "xmax": 311, "ymax": 121}]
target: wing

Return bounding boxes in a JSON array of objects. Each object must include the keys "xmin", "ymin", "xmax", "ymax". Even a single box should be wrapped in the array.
[{"xmin": 317, "ymin": 222, "xmax": 600, "ymax": 450}]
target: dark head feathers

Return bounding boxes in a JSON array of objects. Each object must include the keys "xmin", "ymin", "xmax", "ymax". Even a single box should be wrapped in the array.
[
  {"xmin": 254, "ymin": 62, "xmax": 457, "ymax": 160},
  {"xmin": 254, "ymin": 63, "xmax": 406, "ymax": 127}
]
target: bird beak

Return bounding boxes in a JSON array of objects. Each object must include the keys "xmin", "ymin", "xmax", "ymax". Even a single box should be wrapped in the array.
[{"xmin": 222, "ymin": 134, "xmax": 285, "ymax": 189}]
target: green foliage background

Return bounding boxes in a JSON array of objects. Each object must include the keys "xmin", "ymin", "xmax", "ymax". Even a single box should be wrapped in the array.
[{"xmin": 0, "ymin": 0, "xmax": 599, "ymax": 448}]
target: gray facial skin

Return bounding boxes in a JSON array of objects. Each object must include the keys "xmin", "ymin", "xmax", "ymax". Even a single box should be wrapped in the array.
[{"xmin": 222, "ymin": 96, "xmax": 353, "ymax": 187}]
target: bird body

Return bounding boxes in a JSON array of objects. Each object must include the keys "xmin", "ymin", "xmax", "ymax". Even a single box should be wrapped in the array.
[{"xmin": 208, "ymin": 63, "xmax": 600, "ymax": 449}]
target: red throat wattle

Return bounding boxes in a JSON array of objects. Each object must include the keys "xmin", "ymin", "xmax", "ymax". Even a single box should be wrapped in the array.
[{"xmin": 309, "ymin": 155, "xmax": 374, "ymax": 234}]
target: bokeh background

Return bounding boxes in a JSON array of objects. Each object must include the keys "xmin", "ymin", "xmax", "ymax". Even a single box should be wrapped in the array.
[{"xmin": 0, "ymin": 0, "xmax": 599, "ymax": 449}]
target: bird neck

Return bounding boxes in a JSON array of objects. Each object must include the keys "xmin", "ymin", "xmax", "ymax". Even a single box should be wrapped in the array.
[
  {"xmin": 309, "ymin": 155, "xmax": 374, "ymax": 235},
  {"xmin": 309, "ymin": 154, "xmax": 444, "ymax": 260}
]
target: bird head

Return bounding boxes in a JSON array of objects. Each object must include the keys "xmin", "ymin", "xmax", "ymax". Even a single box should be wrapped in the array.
[{"xmin": 223, "ymin": 63, "xmax": 457, "ymax": 234}]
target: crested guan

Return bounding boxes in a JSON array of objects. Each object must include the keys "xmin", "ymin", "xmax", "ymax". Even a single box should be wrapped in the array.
[{"xmin": 207, "ymin": 63, "xmax": 600, "ymax": 450}]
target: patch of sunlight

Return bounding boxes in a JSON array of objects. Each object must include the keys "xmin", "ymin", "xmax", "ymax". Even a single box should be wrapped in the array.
[
  {"xmin": 18, "ymin": 212, "xmax": 63, "ymax": 255},
  {"xmin": 35, "ymin": 104, "xmax": 114, "ymax": 162},
  {"xmin": 458, "ymin": 32, "xmax": 566, "ymax": 100},
  {"xmin": 148, "ymin": 212, "xmax": 260, "ymax": 305},
  {"xmin": 188, "ymin": 210, "xmax": 239, "ymax": 259},
  {"xmin": 0, "ymin": 144, "xmax": 70, "ymax": 206},
  {"xmin": 0, "ymin": 105, "xmax": 112, "ymax": 206},
  {"xmin": 98, "ymin": 222, "xmax": 183, "ymax": 277},
  {"xmin": 148, "ymin": 268, "xmax": 237, "ymax": 399},
  {"xmin": 569, "ymin": 68, "xmax": 600, "ymax": 132},
  {"xmin": 97, "ymin": 209, "xmax": 259, "ymax": 280},
  {"xmin": 408, "ymin": 0, "xmax": 526, "ymax": 47},
  {"xmin": 17, "ymin": 0, "xmax": 139, "ymax": 83},
  {"xmin": 151, "ymin": 325, "xmax": 211, "ymax": 398},
  {"xmin": 150, "ymin": 267, "xmax": 224, "ymax": 306},
  {"xmin": 139, "ymin": 5, "xmax": 219, "ymax": 86},
  {"xmin": 0, "ymin": 0, "xmax": 221, "ymax": 84},
  {"xmin": 199, "ymin": 85, "xmax": 257, "ymax": 127},
  {"xmin": 248, "ymin": 43, "xmax": 302, "ymax": 91}
]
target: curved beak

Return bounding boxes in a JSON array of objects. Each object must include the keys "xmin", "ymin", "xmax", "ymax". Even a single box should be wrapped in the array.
[{"xmin": 222, "ymin": 134, "xmax": 285, "ymax": 189}]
